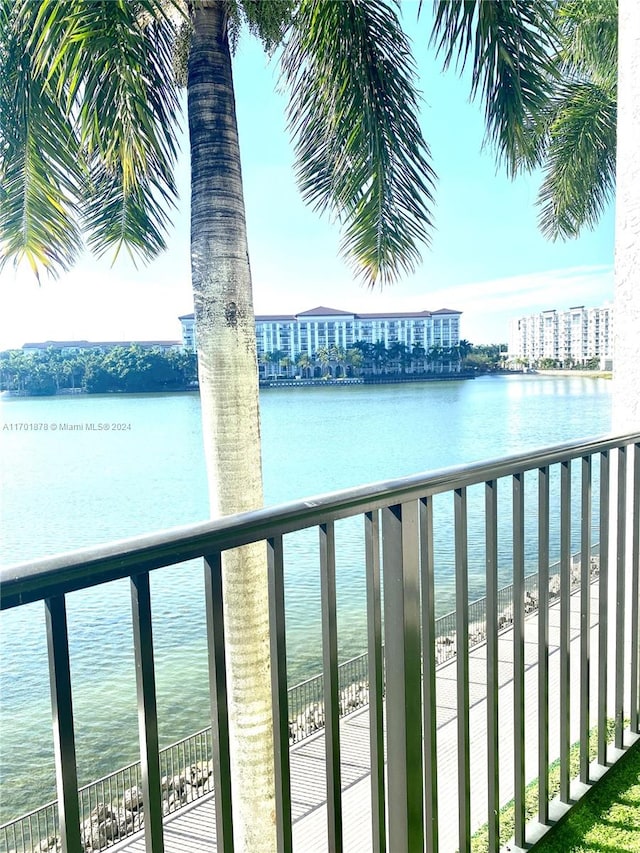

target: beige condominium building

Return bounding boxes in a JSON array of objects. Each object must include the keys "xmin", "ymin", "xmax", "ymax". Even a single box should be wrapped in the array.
[
  {"xmin": 179, "ymin": 304, "xmax": 461, "ymax": 361},
  {"xmin": 508, "ymin": 304, "xmax": 613, "ymax": 369}
]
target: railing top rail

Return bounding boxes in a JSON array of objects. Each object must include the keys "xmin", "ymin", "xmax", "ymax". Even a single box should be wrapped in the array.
[
  {"xmin": 159, "ymin": 726, "xmax": 211, "ymax": 754},
  {"xmin": 2, "ymin": 432, "xmax": 637, "ymax": 609}
]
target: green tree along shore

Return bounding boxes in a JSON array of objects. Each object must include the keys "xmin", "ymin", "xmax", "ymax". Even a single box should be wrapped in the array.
[
  {"xmin": 0, "ymin": 347, "xmax": 198, "ymax": 395},
  {"xmin": 0, "ymin": 341, "xmax": 509, "ymax": 395}
]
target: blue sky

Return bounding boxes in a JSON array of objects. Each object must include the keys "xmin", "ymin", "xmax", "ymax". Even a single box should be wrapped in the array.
[{"xmin": 0, "ymin": 5, "xmax": 614, "ymax": 349}]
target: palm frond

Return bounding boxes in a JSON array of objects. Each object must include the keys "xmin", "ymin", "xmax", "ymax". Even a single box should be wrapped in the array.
[
  {"xmin": 71, "ymin": 1, "xmax": 182, "ymax": 256},
  {"xmin": 282, "ymin": 0, "xmax": 435, "ymax": 287},
  {"xmin": 527, "ymin": 0, "xmax": 617, "ymax": 240},
  {"xmin": 0, "ymin": 0, "xmax": 83, "ymax": 277},
  {"xmin": 429, "ymin": 0, "xmax": 559, "ymax": 175},
  {"xmin": 83, "ymin": 160, "xmax": 174, "ymax": 264},
  {"xmin": 556, "ymin": 0, "xmax": 617, "ymax": 86},
  {"xmin": 43, "ymin": 2, "xmax": 181, "ymax": 195},
  {"xmin": 1, "ymin": 0, "xmax": 183, "ymax": 277},
  {"xmin": 537, "ymin": 79, "xmax": 616, "ymax": 240}
]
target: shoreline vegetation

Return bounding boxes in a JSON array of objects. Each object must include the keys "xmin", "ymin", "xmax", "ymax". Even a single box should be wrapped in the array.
[
  {"xmin": 0, "ymin": 368, "xmax": 613, "ymax": 397},
  {"xmin": 0, "ymin": 346, "xmax": 199, "ymax": 397},
  {"xmin": 0, "ymin": 343, "xmax": 611, "ymax": 397}
]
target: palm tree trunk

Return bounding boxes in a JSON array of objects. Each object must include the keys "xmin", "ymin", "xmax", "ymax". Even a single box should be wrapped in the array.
[{"xmin": 188, "ymin": 4, "xmax": 275, "ymax": 850}]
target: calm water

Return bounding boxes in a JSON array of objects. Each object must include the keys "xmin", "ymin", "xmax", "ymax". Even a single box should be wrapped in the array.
[{"xmin": 0, "ymin": 375, "xmax": 611, "ymax": 819}]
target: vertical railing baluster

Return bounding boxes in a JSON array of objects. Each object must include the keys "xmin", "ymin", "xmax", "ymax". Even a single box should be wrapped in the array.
[
  {"xmin": 78, "ymin": 790, "xmax": 84, "ymax": 846},
  {"xmin": 319, "ymin": 522, "xmax": 343, "ymax": 852},
  {"xmin": 382, "ymin": 502, "xmax": 424, "ymax": 852},
  {"xmin": 44, "ymin": 595, "xmax": 82, "ymax": 853},
  {"xmin": 204, "ymin": 552, "xmax": 234, "ymax": 852},
  {"xmin": 598, "ymin": 450, "xmax": 610, "ymax": 764},
  {"xmin": 580, "ymin": 455, "xmax": 592, "ymax": 782},
  {"xmin": 615, "ymin": 447, "xmax": 627, "ymax": 749},
  {"xmin": 485, "ymin": 480, "xmax": 499, "ymax": 850},
  {"xmin": 631, "ymin": 443, "xmax": 640, "ymax": 734},
  {"xmin": 419, "ymin": 497, "xmax": 438, "ymax": 853},
  {"xmin": 365, "ymin": 510, "xmax": 386, "ymax": 853},
  {"xmin": 130, "ymin": 572, "xmax": 163, "ymax": 853},
  {"xmin": 513, "ymin": 473, "xmax": 526, "ymax": 847},
  {"xmin": 560, "ymin": 460, "xmax": 571, "ymax": 802},
  {"xmin": 267, "ymin": 535, "xmax": 293, "ymax": 853},
  {"xmin": 538, "ymin": 465, "xmax": 550, "ymax": 824},
  {"xmin": 169, "ymin": 748, "xmax": 175, "ymax": 810},
  {"xmin": 454, "ymin": 488, "xmax": 471, "ymax": 852}
]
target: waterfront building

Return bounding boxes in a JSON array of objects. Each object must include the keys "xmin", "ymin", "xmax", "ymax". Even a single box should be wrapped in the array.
[
  {"xmin": 179, "ymin": 305, "xmax": 462, "ymax": 373},
  {"xmin": 508, "ymin": 304, "xmax": 614, "ymax": 368}
]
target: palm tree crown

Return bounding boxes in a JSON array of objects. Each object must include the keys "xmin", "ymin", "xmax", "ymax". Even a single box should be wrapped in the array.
[{"xmin": 1, "ymin": 0, "xmax": 444, "ymax": 287}]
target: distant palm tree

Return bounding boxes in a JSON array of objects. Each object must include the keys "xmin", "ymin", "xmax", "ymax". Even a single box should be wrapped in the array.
[
  {"xmin": 428, "ymin": 344, "xmax": 443, "ymax": 374},
  {"xmin": 371, "ymin": 340, "xmax": 389, "ymax": 375},
  {"xmin": 294, "ymin": 351, "xmax": 312, "ymax": 379},
  {"xmin": 280, "ymin": 355, "xmax": 293, "ymax": 377},
  {"xmin": 388, "ymin": 340, "xmax": 410, "ymax": 374},
  {"xmin": 269, "ymin": 348, "xmax": 288, "ymax": 376},
  {"xmin": 258, "ymin": 350, "xmax": 272, "ymax": 379},
  {"xmin": 345, "ymin": 347, "xmax": 364, "ymax": 377},
  {"xmin": 329, "ymin": 344, "xmax": 347, "ymax": 377},
  {"xmin": 316, "ymin": 345, "xmax": 331, "ymax": 377},
  {"xmin": 457, "ymin": 339, "xmax": 472, "ymax": 369},
  {"xmin": 349, "ymin": 340, "xmax": 374, "ymax": 374},
  {"xmin": 411, "ymin": 342, "xmax": 427, "ymax": 373}
]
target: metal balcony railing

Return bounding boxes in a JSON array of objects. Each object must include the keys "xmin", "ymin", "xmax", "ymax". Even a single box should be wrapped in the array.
[
  {"xmin": 1, "ymin": 433, "xmax": 639, "ymax": 853},
  {"xmin": 0, "ymin": 546, "xmax": 603, "ymax": 853}
]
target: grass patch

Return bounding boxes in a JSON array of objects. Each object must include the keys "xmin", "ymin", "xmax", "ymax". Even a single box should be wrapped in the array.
[
  {"xmin": 470, "ymin": 721, "xmax": 616, "ymax": 853},
  {"xmin": 534, "ymin": 741, "xmax": 640, "ymax": 852}
]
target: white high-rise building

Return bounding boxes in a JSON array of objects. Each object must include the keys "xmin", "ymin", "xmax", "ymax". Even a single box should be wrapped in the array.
[
  {"xmin": 179, "ymin": 305, "xmax": 461, "ymax": 360},
  {"xmin": 508, "ymin": 304, "xmax": 613, "ymax": 368}
]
